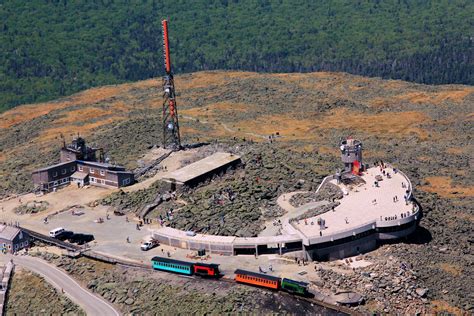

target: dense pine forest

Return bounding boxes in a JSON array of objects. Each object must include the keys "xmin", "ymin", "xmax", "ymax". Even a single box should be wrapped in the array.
[{"xmin": 0, "ymin": 0, "xmax": 472, "ymax": 112}]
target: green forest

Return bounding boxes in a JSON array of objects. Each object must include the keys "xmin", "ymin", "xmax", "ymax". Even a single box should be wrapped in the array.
[{"xmin": 0, "ymin": 0, "xmax": 472, "ymax": 111}]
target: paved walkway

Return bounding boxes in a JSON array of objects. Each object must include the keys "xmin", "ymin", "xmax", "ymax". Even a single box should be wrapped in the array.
[
  {"xmin": 259, "ymin": 191, "xmax": 328, "ymax": 237},
  {"xmin": 1, "ymin": 255, "xmax": 120, "ymax": 316},
  {"xmin": 259, "ymin": 191, "xmax": 305, "ymax": 237},
  {"xmin": 294, "ymin": 167, "xmax": 414, "ymax": 239}
]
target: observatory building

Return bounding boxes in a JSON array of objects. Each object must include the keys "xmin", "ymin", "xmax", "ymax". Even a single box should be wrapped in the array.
[
  {"xmin": 152, "ymin": 138, "xmax": 422, "ymax": 261},
  {"xmin": 32, "ymin": 137, "xmax": 134, "ymax": 192},
  {"xmin": 340, "ymin": 138, "xmax": 363, "ymax": 175}
]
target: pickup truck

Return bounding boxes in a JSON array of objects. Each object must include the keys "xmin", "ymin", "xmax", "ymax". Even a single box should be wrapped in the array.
[{"xmin": 140, "ymin": 239, "xmax": 159, "ymax": 251}]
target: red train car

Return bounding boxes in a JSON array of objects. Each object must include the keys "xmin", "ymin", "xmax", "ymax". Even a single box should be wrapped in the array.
[
  {"xmin": 234, "ymin": 269, "xmax": 281, "ymax": 290},
  {"xmin": 193, "ymin": 262, "xmax": 220, "ymax": 278}
]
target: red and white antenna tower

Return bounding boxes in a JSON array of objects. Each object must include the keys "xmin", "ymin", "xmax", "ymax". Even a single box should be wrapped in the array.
[{"xmin": 161, "ymin": 19, "xmax": 181, "ymax": 149}]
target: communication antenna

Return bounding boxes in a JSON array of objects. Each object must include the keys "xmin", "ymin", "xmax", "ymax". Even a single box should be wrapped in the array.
[{"xmin": 161, "ymin": 19, "xmax": 181, "ymax": 150}]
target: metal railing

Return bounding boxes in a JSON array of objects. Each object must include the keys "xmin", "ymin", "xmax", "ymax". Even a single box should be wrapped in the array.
[{"xmin": 315, "ymin": 175, "xmax": 334, "ymax": 194}]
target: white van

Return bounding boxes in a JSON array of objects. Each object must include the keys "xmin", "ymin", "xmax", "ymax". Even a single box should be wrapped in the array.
[{"xmin": 49, "ymin": 227, "xmax": 65, "ymax": 238}]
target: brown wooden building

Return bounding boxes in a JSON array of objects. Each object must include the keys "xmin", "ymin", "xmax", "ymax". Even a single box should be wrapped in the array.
[
  {"xmin": 32, "ymin": 161, "xmax": 134, "ymax": 191},
  {"xmin": 60, "ymin": 136, "xmax": 99, "ymax": 162},
  {"xmin": 32, "ymin": 161, "xmax": 77, "ymax": 191},
  {"xmin": 32, "ymin": 136, "xmax": 134, "ymax": 192},
  {"xmin": 74, "ymin": 161, "xmax": 134, "ymax": 188}
]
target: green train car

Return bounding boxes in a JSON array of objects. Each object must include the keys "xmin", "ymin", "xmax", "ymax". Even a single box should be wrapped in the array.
[{"xmin": 280, "ymin": 278, "xmax": 309, "ymax": 296}]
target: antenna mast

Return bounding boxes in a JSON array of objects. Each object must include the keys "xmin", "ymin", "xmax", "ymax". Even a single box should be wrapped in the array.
[{"xmin": 161, "ymin": 19, "xmax": 181, "ymax": 149}]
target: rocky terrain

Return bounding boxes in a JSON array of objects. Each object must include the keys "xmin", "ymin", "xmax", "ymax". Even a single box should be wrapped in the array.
[
  {"xmin": 290, "ymin": 183, "xmax": 343, "ymax": 207},
  {"xmin": 5, "ymin": 268, "xmax": 84, "ymax": 315},
  {"xmin": 32, "ymin": 252, "xmax": 341, "ymax": 315},
  {"xmin": 13, "ymin": 200, "xmax": 49, "ymax": 215},
  {"xmin": 0, "ymin": 71, "xmax": 472, "ymax": 313},
  {"xmin": 99, "ymin": 141, "xmax": 323, "ymax": 237},
  {"xmin": 316, "ymin": 246, "xmax": 430, "ymax": 315}
]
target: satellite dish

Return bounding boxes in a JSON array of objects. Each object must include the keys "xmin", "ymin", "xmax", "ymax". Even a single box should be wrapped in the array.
[
  {"xmin": 167, "ymin": 123, "xmax": 174, "ymax": 130},
  {"xmin": 340, "ymin": 145, "xmax": 345, "ymax": 151}
]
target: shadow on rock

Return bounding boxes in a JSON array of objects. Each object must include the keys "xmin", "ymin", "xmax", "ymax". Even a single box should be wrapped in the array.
[{"xmin": 404, "ymin": 225, "xmax": 432, "ymax": 244}]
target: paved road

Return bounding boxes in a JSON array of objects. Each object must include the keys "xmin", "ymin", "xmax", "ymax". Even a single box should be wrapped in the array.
[{"xmin": 2, "ymin": 255, "xmax": 120, "ymax": 316}]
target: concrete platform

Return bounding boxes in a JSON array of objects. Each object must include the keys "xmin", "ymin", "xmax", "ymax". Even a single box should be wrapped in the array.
[
  {"xmin": 294, "ymin": 167, "xmax": 415, "ymax": 243},
  {"xmin": 161, "ymin": 152, "xmax": 241, "ymax": 186}
]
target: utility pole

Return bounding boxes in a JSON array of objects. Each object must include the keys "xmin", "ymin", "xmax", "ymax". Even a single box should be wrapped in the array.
[{"xmin": 161, "ymin": 19, "xmax": 181, "ymax": 150}]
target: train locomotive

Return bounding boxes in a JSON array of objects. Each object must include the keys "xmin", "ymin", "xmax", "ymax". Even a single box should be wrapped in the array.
[
  {"xmin": 151, "ymin": 256, "xmax": 220, "ymax": 278},
  {"xmin": 234, "ymin": 269, "xmax": 310, "ymax": 296},
  {"xmin": 151, "ymin": 257, "xmax": 310, "ymax": 297}
]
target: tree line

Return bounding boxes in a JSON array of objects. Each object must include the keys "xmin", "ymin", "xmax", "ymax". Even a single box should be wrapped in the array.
[{"xmin": 0, "ymin": 0, "xmax": 472, "ymax": 111}]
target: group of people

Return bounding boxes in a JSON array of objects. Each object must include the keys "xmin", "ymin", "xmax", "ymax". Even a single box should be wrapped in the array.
[
  {"xmin": 156, "ymin": 208, "xmax": 174, "ymax": 226},
  {"xmin": 268, "ymin": 133, "xmax": 279, "ymax": 144},
  {"xmin": 295, "ymin": 257, "xmax": 307, "ymax": 266},
  {"xmin": 212, "ymin": 187, "xmax": 236, "ymax": 205}
]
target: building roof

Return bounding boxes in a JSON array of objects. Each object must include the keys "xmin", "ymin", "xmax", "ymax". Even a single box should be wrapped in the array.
[
  {"xmin": 0, "ymin": 225, "xmax": 21, "ymax": 241},
  {"xmin": 154, "ymin": 227, "xmax": 236, "ymax": 244},
  {"xmin": 32, "ymin": 161, "xmax": 75, "ymax": 173},
  {"xmin": 71, "ymin": 171, "xmax": 88, "ymax": 180},
  {"xmin": 162, "ymin": 152, "xmax": 241, "ymax": 184},
  {"xmin": 77, "ymin": 160, "xmax": 126, "ymax": 171}
]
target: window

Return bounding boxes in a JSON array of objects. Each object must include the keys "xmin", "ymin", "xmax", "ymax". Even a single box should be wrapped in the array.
[
  {"xmin": 53, "ymin": 181, "xmax": 58, "ymax": 187},
  {"xmin": 53, "ymin": 171, "xmax": 58, "ymax": 177},
  {"xmin": 78, "ymin": 165, "xmax": 83, "ymax": 171},
  {"xmin": 100, "ymin": 170, "xmax": 105, "ymax": 176},
  {"xmin": 71, "ymin": 166, "xmax": 75, "ymax": 172},
  {"xmin": 90, "ymin": 168, "xmax": 95, "ymax": 174},
  {"xmin": 101, "ymin": 179, "xmax": 105, "ymax": 184},
  {"xmin": 62, "ymin": 168, "xmax": 66, "ymax": 175}
]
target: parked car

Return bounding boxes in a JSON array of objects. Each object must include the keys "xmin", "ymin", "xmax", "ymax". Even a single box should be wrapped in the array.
[
  {"xmin": 141, "ymin": 239, "xmax": 159, "ymax": 251},
  {"xmin": 69, "ymin": 233, "xmax": 94, "ymax": 245},
  {"xmin": 56, "ymin": 230, "xmax": 74, "ymax": 241},
  {"xmin": 49, "ymin": 227, "xmax": 65, "ymax": 238}
]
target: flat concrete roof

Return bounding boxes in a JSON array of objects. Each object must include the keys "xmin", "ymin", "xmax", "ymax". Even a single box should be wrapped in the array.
[
  {"xmin": 234, "ymin": 235, "xmax": 302, "ymax": 246},
  {"xmin": 162, "ymin": 152, "xmax": 241, "ymax": 184},
  {"xmin": 153, "ymin": 227, "xmax": 302, "ymax": 246},
  {"xmin": 294, "ymin": 167, "xmax": 413, "ymax": 240},
  {"xmin": 154, "ymin": 227, "xmax": 236, "ymax": 244}
]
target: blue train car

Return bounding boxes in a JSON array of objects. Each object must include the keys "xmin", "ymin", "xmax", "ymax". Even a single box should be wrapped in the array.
[{"xmin": 151, "ymin": 256, "xmax": 193, "ymax": 275}]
